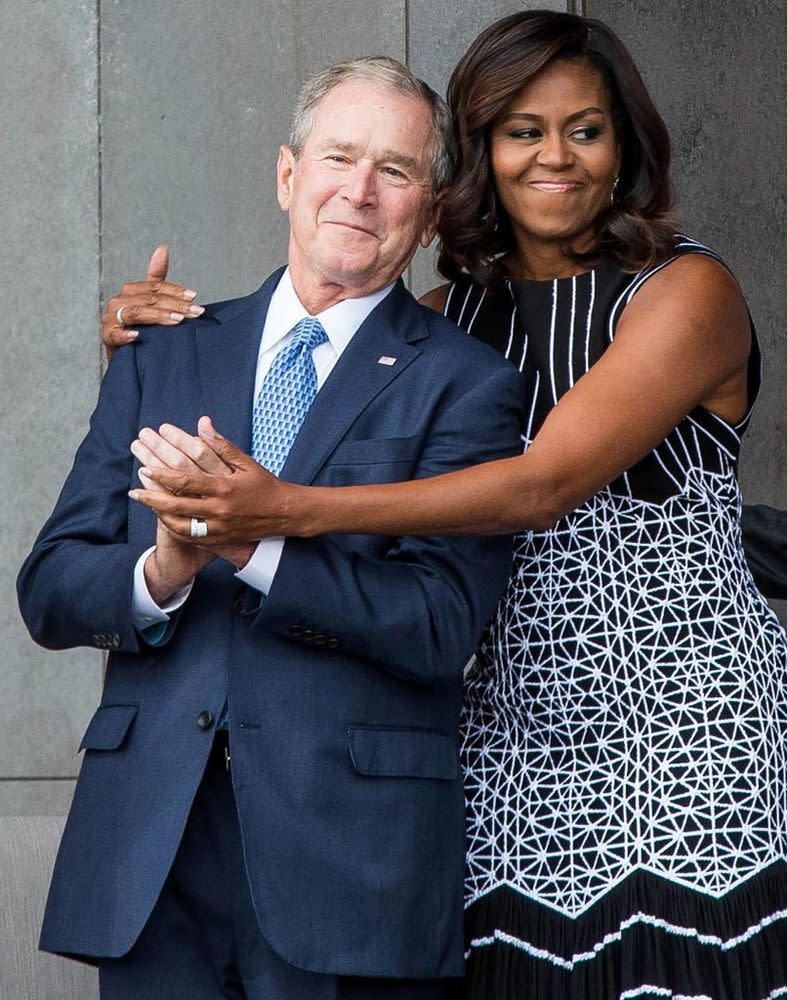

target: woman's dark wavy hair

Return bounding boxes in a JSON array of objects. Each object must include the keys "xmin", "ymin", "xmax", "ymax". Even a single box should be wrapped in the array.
[{"xmin": 436, "ymin": 10, "xmax": 676, "ymax": 285}]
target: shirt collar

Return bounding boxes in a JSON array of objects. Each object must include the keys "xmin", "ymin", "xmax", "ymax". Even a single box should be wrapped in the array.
[{"xmin": 261, "ymin": 268, "xmax": 395, "ymax": 358}]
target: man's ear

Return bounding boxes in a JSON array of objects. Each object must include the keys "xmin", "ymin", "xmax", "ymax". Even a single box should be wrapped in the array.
[
  {"xmin": 276, "ymin": 146, "xmax": 296, "ymax": 212},
  {"xmin": 419, "ymin": 223, "xmax": 436, "ymax": 249},
  {"xmin": 419, "ymin": 206, "xmax": 439, "ymax": 248},
  {"xmin": 419, "ymin": 188, "xmax": 446, "ymax": 248}
]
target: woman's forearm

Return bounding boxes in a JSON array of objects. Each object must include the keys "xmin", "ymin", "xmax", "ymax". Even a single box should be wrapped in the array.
[{"xmin": 288, "ymin": 453, "xmax": 566, "ymax": 538}]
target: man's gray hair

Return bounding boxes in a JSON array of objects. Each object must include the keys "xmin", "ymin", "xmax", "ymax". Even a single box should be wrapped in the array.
[{"xmin": 289, "ymin": 55, "xmax": 455, "ymax": 192}]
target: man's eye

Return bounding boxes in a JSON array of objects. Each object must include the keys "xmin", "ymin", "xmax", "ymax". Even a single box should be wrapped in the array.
[
  {"xmin": 382, "ymin": 166, "xmax": 406, "ymax": 179},
  {"xmin": 327, "ymin": 154, "xmax": 349, "ymax": 163}
]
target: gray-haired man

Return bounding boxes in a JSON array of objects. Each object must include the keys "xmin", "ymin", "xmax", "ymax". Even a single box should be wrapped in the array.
[{"xmin": 20, "ymin": 57, "xmax": 524, "ymax": 999}]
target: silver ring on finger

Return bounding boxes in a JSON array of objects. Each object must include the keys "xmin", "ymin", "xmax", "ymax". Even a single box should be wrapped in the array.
[
  {"xmin": 116, "ymin": 305, "xmax": 126, "ymax": 326},
  {"xmin": 189, "ymin": 517, "xmax": 208, "ymax": 539}
]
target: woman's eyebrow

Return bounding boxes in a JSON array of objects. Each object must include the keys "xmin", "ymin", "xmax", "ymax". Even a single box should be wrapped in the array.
[{"xmin": 501, "ymin": 106, "xmax": 606, "ymax": 124}]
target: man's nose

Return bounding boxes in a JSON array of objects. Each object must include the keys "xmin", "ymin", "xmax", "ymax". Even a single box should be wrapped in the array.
[{"xmin": 342, "ymin": 163, "xmax": 378, "ymax": 208}]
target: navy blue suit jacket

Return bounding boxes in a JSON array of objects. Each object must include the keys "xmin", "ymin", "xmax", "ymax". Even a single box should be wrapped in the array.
[{"xmin": 18, "ymin": 270, "xmax": 524, "ymax": 978}]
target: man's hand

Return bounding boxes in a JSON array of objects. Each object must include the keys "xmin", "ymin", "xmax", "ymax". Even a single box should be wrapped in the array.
[
  {"xmin": 131, "ymin": 419, "xmax": 262, "ymax": 563},
  {"xmin": 102, "ymin": 246, "xmax": 204, "ymax": 359},
  {"xmin": 129, "ymin": 417, "xmax": 294, "ymax": 545},
  {"xmin": 143, "ymin": 513, "xmax": 214, "ymax": 607}
]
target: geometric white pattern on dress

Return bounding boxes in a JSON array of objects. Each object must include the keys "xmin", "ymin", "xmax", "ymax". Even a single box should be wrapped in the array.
[
  {"xmin": 465, "ymin": 905, "xmax": 787, "ymax": 967},
  {"xmin": 462, "ymin": 468, "xmax": 787, "ymax": 917}
]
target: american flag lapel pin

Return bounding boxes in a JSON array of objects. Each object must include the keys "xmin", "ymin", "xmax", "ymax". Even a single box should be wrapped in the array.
[{"xmin": 378, "ymin": 356, "xmax": 397, "ymax": 366}]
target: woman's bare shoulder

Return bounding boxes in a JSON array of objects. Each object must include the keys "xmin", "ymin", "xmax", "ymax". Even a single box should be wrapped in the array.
[{"xmin": 418, "ymin": 283, "xmax": 452, "ymax": 314}]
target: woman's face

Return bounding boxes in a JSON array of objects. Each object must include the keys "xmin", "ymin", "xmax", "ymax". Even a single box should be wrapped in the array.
[{"xmin": 490, "ymin": 58, "xmax": 621, "ymax": 263}]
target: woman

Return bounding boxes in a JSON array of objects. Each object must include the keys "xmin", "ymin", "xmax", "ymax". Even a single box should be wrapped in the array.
[{"xmin": 106, "ymin": 11, "xmax": 787, "ymax": 999}]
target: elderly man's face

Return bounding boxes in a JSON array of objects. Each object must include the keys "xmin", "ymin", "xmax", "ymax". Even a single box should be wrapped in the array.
[{"xmin": 277, "ymin": 79, "xmax": 436, "ymax": 299}]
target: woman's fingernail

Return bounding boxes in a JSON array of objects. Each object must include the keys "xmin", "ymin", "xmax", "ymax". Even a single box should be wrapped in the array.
[
  {"xmin": 126, "ymin": 330, "xmax": 139, "ymax": 340},
  {"xmin": 170, "ymin": 312, "xmax": 185, "ymax": 322},
  {"xmin": 184, "ymin": 289, "xmax": 197, "ymax": 300},
  {"xmin": 188, "ymin": 305, "xmax": 205, "ymax": 316}
]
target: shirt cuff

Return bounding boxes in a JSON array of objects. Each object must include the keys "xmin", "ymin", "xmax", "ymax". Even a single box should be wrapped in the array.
[
  {"xmin": 131, "ymin": 545, "xmax": 194, "ymax": 631},
  {"xmin": 235, "ymin": 538, "xmax": 285, "ymax": 595}
]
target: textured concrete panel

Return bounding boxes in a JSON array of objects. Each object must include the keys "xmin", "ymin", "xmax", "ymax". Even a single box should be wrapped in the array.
[
  {"xmin": 409, "ymin": 0, "xmax": 565, "ymax": 95},
  {"xmin": 100, "ymin": 0, "xmax": 405, "ymax": 307},
  {"xmin": 0, "ymin": 816, "xmax": 99, "ymax": 999},
  {"xmin": 0, "ymin": 780, "xmax": 76, "ymax": 817},
  {"xmin": 407, "ymin": 0, "xmax": 567, "ymax": 295},
  {"xmin": 586, "ymin": 0, "xmax": 786, "ymax": 509},
  {"xmin": 0, "ymin": 1, "xmax": 104, "ymax": 781}
]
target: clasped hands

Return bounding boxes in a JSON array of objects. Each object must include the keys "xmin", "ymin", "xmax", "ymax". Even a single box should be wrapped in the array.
[{"xmin": 129, "ymin": 416, "xmax": 290, "ymax": 602}]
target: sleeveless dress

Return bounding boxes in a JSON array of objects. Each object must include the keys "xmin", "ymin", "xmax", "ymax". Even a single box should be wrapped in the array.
[{"xmin": 443, "ymin": 237, "xmax": 787, "ymax": 1000}]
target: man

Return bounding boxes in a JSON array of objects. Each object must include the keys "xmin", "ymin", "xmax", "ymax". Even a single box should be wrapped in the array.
[{"xmin": 18, "ymin": 57, "xmax": 524, "ymax": 999}]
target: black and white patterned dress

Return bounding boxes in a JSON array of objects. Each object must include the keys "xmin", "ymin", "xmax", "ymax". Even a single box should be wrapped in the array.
[{"xmin": 444, "ymin": 238, "xmax": 787, "ymax": 1000}]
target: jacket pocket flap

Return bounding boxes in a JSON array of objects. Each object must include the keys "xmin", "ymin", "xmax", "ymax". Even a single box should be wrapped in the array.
[
  {"xmin": 347, "ymin": 726, "xmax": 457, "ymax": 780},
  {"xmin": 328, "ymin": 436, "xmax": 420, "ymax": 466},
  {"xmin": 79, "ymin": 704, "xmax": 139, "ymax": 751}
]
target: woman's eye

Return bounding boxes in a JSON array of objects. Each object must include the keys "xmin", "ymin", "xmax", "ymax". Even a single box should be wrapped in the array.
[
  {"xmin": 571, "ymin": 126, "xmax": 602, "ymax": 141},
  {"xmin": 509, "ymin": 128, "xmax": 541, "ymax": 140}
]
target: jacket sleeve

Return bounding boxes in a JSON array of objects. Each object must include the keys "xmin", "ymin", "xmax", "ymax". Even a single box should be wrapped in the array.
[
  {"xmin": 741, "ymin": 504, "xmax": 787, "ymax": 600},
  {"xmin": 243, "ymin": 363, "xmax": 525, "ymax": 686},
  {"xmin": 17, "ymin": 345, "xmax": 148, "ymax": 653}
]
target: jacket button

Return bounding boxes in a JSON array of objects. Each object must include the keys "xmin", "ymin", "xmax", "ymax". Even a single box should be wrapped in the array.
[
  {"xmin": 326, "ymin": 637, "xmax": 340, "ymax": 649},
  {"xmin": 300, "ymin": 626, "xmax": 314, "ymax": 640},
  {"xmin": 312, "ymin": 633, "xmax": 327, "ymax": 646},
  {"xmin": 233, "ymin": 593, "xmax": 245, "ymax": 613},
  {"xmin": 289, "ymin": 625, "xmax": 304, "ymax": 639},
  {"xmin": 196, "ymin": 710, "xmax": 213, "ymax": 731}
]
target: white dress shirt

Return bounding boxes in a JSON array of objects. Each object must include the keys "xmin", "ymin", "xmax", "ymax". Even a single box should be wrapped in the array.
[{"xmin": 131, "ymin": 268, "xmax": 395, "ymax": 630}]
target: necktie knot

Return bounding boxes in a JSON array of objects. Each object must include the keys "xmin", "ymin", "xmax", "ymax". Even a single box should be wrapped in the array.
[{"xmin": 289, "ymin": 316, "xmax": 328, "ymax": 354}]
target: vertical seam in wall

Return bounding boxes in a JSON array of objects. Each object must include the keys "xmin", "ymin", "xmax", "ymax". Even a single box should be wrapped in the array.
[
  {"xmin": 404, "ymin": 0, "xmax": 411, "ymax": 289},
  {"xmin": 96, "ymin": 0, "xmax": 104, "ymax": 379},
  {"xmin": 404, "ymin": 0, "xmax": 410, "ymax": 66},
  {"xmin": 96, "ymin": 1, "xmax": 109, "ymax": 680}
]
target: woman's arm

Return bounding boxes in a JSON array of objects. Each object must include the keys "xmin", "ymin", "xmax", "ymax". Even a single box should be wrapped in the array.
[{"xmin": 132, "ymin": 255, "xmax": 751, "ymax": 542}]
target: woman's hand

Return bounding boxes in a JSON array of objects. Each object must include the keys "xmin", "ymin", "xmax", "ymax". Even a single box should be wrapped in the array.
[
  {"xmin": 101, "ymin": 245, "xmax": 204, "ymax": 359},
  {"xmin": 129, "ymin": 417, "xmax": 295, "ymax": 546}
]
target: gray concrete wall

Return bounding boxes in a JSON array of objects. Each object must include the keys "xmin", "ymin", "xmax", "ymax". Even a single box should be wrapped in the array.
[
  {"xmin": 3, "ymin": 1, "xmax": 785, "ymax": 819},
  {"xmin": 0, "ymin": 0, "xmax": 103, "ymax": 815}
]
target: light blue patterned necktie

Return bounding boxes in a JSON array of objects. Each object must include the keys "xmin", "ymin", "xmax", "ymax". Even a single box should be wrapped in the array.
[{"xmin": 251, "ymin": 317, "xmax": 328, "ymax": 474}]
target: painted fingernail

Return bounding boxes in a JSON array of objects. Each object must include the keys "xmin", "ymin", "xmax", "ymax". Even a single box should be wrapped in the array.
[
  {"xmin": 184, "ymin": 289, "xmax": 197, "ymax": 300},
  {"xmin": 128, "ymin": 489, "xmax": 140, "ymax": 499},
  {"xmin": 126, "ymin": 330, "xmax": 139, "ymax": 340},
  {"xmin": 188, "ymin": 305, "xmax": 205, "ymax": 316},
  {"xmin": 170, "ymin": 312, "xmax": 185, "ymax": 322}
]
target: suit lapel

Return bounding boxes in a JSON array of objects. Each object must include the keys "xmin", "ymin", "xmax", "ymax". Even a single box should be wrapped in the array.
[
  {"xmin": 281, "ymin": 281, "xmax": 428, "ymax": 486},
  {"xmin": 195, "ymin": 269, "xmax": 284, "ymax": 451}
]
